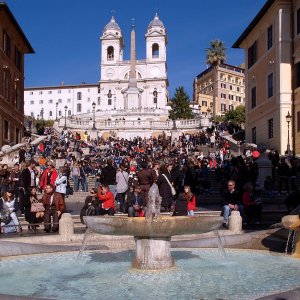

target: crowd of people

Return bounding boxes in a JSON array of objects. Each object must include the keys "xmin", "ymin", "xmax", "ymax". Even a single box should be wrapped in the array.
[{"xmin": 0, "ymin": 126, "xmax": 299, "ymax": 233}]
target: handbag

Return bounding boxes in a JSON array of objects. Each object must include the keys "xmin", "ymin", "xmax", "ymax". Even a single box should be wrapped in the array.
[
  {"xmin": 30, "ymin": 202, "xmax": 45, "ymax": 213},
  {"xmin": 162, "ymin": 174, "xmax": 176, "ymax": 196},
  {"xmin": 0, "ymin": 209, "xmax": 12, "ymax": 225}
]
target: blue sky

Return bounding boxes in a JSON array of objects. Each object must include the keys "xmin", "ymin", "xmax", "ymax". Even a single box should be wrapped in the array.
[{"xmin": 5, "ymin": 0, "xmax": 266, "ymax": 97}]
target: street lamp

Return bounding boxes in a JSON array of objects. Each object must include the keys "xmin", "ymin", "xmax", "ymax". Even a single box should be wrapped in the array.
[
  {"xmin": 92, "ymin": 101, "xmax": 96, "ymax": 130},
  {"xmin": 64, "ymin": 105, "xmax": 68, "ymax": 130},
  {"xmin": 56, "ymin": 102, "xmax": 58, "ymax": 121},
  {"xmin": 286, "ymin": 111, "xmax": 291, "ymax": 157}
]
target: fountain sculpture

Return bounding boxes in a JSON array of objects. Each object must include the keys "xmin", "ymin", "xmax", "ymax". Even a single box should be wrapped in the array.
[
  {"xmin": 85, "ymin": 183, "xmax": 223, "ymax": 270},
  {"xmin": 282, "ymin": 214, "xmax": 300, "ymax": 258}
]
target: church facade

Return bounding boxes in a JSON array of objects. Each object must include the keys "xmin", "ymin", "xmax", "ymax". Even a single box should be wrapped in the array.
[{"xmin": 24, "ymin": 14, "xmax": 170, "ymax": 122}]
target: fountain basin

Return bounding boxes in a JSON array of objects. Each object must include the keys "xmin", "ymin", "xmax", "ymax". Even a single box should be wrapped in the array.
[
  {"xmin": 84, "ymin": 215, "xmax": 223, "ymax": 238},
  {"xmin": 85, "ymin": 215, "xmax": 223, "ymax": 269},
  {"xmin": 282, "ymin": 214, "xmax": 300, "ymax": 258}
]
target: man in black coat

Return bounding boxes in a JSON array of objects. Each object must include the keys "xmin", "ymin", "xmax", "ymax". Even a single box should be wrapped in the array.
[{"xmin": 101, "ymin": 159, "xmax": 116, "ymax": 196}]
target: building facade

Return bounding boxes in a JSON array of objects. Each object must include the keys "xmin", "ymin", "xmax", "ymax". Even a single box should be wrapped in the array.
[
  {"xmin": 233, "ymin": 0, "xmax": 300, "ymax": 155},
  {"xmin": 193, "ymin": 63, "xmax": 245, "ymax": 115},
  {"xmin": 24, "ymin": 14, "xmax": 169, "ymax": 122},
  {"xmin": 0, "ymin": 2, "xmax": 34, "ymax": 147}
]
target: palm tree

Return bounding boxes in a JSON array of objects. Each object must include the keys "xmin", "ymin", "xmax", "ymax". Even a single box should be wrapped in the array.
[{"xmin": 206, "ymin": 40, "xmax": 226, "ymax": 118}]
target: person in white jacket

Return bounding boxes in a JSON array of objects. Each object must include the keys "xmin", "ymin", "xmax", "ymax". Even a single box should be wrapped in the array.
[{"xmin": 55, "ymin": 167, "xmax": 68, "ymax": 199}]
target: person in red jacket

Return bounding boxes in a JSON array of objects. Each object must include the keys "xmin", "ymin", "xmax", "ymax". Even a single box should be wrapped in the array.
[
  {"xmin": 40, "ymin": 162, "xmax": 58, "ymax": 192},
  {"xmin": 184, "ymin": 185, "xmax": 196, "ymax": 216},
  {"xmin": 98, "ymin": 185, "xmax": 115, "ymax": 216}
]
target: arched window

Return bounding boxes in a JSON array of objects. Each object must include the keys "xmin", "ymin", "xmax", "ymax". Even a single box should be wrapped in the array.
[
  {"xmin": 68, "ymin": 110, "xmax": 71, "ymax": 116},
  {"xmin": 77, "ymin": 92, "xmax": 82, "ymax": 100},
  {"xmin": 107, "ymin": 46, "xmax": 114, "ymax": 60},
  {"xmin": 152, "ymin": 43, "xmax": 159, "ymax": 58},
  {"xmin": 153, "ymin": 88, "xmax": 158, "ymax": 105},
  {"xmin": 107, "ymin": 89, "xmax": 112, "ymax": 105}
]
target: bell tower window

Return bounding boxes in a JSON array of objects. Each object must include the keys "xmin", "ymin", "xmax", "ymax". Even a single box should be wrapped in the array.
[
  {"xmin": 153, "ymin": 88, "xmax": 158, "ymax": 108},
  {"xmin": 152, "ymin": 43, "xmax": 159, "ymax": 58},
  {"xmin": 107, "ymin": 46, "xmax": 114, "ymax": 61},
  {"xmin": 107, "ymin": 90, "xmax": 112, "ymax": 105}
]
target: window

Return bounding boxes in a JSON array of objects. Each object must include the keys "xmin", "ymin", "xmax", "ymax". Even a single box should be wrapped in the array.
[
  {"xmin": 152, "ymin": 43, "xmax": 159, "ymax": 58},
  {"xmin": 15, "ymin": 85, "xmax": 21, "ymax": 109},
  {"xmin": 58, "ymin": 99, "xmax": 62, "ymax": 103},
  {"xmin": 77, "ymin": 92, "xmax": 82, "ymax": 100},
  {"xmin": 296, "ymin": 62, "xmax": 300, "ymax": 88},
  {"xmin": 39, "ymin": 91, "xmax": 43, "ymax": 95},
  {"xmin": 49, "ymin": 111, "xmax": 53, "ymax": 117},
  {"xmin": 67, "ymin": 98, "xmax": 71, "ymax": 103},
  {"xmin": 202, "ymin": 101, "xmax": 207, "ymax": 107},
  {"xmin": 15, "ymin": 47, "xmax": 22, "ymax": 71},
  {"xmin": 48, "ymin": 91, "xmax": 52, "ymax": 94},
  {"xmin": 48, "ymin": 99, "xmax": 53, "ymax": 104},
  {"xmin": 251, "ymin": 86, "xmax": 257, "ymax": 108},
  {"xmin": 229, "ymin": 94, "xmax": 234, "ymax": 100},
  {"xmin": 252, "ymin": 127, "xmax": 256, "ymax": 144},
  {"xmin": 297, "ymin": 8, "xmax": 300, "ymax": 35},
  {"xmin": 107, "ymin": 89, "xmax": 112, "ymax": 105},
  {"xmin": 30, "ymin": 92, "xmax": 34, "ymax": 95},
  {"xmin": 59, "ymin": 110, "xmax": 62, "ymax": 116},
  {"xmin": 153, "ymin": 89, "xmax": 158, "ymax": 104},
  {"xmin": 15, "ymin": 128, "xmax": 20, "ymax": 144},
  {"xmin": 297, "ymin": 111, "xmax": 300, "ymax": 132},
  {"xmin": 236, "ymin": 87, "xmax": 240, "ymax": 92},
  {"xmin": 68, "ymin": 110, "xmax": 71, "ymax": 116},
  {"xmin": 87, "ymin": 97, "xmax": 90, "ymax": 102},
  {"xmin": 221, "ymin": 93, "xmax": 226, "ymax": 99},
  {"xmin": 248, "ymin": 41, "xmax": 257, "ymax": 68},
  {"xmin": 107, "ymin": 46, "xmax": 114, "ymax": 60},
  {"xmin": 221, "ymin": 104, "xmax": 226, "ymax": 112},
  {"xmin": 268, "ymin": 118, "xmax": 274, "ymax": 139},
  {"xmin": 58, "ymin": 90, "xmax": 61, "ymax": 94},
  {"xmin": 77, "ymin": 103, "xmax": 81, "ymax": 112},
  {"xmin": 3, "ymin": 120, "xmax": 9, "ymax": 140},
  {"xmin": 98, "ymin": 86, "xmax": 101, "ymax": 93},
  {"xmin": 268, "ymin": 73, "xmax": 274, "ymax": 98},
  {"xmin": 221, "ymin": 83, "xmax": 226, "ymax": 89},
  {"xmin": 3, "ymin": 32, "xmax": 11, "ymax": 57},
  {"xmin": 267, "ymin": 25, "xmax": 273, "ymax": 50},
  {"xmin": 88, "ymin": 89, "xmax": 90, "ymax": 92},
  {"xmin": 229, "ymin": 85, "xmax": 233, "ymax": 90},
  {"xmin": 236, "ymin": 96, "xmax": 242, "ymax": 102},
  {"xmin": 39, "ymin": 100, "xmax": 43, "ymax": 104},
  {"xmin": 108, "ymin": 98, "xmax": 112, "ymax": 105},
  {"xmin": 30, "ymin": 100, "xmax": 34, "ymax": 105},
  {"xmin": 97, "ymin": 97, "xmax": 101, "ymax": 105},
  {"xmin": 3, "ymin": 68, "xmax": 10, "ymax": 100}
]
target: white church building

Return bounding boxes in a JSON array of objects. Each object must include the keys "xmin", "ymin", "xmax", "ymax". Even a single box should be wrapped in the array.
[
  {"xmin": 24, "ymin": 14, "xmax": 206, "ymax": 138},
  {"xmin": 25, "ymin": 15, "xmax": 169, "ymax": 121}
]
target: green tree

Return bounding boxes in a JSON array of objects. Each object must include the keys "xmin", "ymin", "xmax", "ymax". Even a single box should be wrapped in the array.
[
  {"xmin": 224, "ymin": 105, "xmax": 245, "ymax": 127},
  {"xmin": 206, "ymin": 39, "xmax": 226, "ymax": 118},
  {"xmin": 169, "ymin": 86, "xmax": 193, "ymax": 120}
]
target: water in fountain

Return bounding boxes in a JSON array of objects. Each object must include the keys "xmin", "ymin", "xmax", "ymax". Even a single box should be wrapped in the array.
[
  {"xmin": 285, "ymin": 230, "xmax": 296, "ymax": 255},
  {"xmin": 77, "ymin": 228, "xmax": 93, "ymax": 261},
  {"xmin": 1, "ymin": 249, "xmax": 300, "ymax": 299},
  {"xmin": 213, "ymin": 230, "xmax": 226, "ymax": 258}
]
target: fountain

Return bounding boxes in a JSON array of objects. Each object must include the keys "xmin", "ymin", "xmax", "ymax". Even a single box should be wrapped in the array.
[
  {"xmin": 85, "ymin": 184, "xmax": 223, "ymax": 269},
  {"xmin": 282, "ymin": 214, "xmax": 300, "ymax": 258}
]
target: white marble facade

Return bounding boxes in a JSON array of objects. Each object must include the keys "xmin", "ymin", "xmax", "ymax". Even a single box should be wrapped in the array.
[{"xmin": 24, "ymin": 14, "xmax": 169, "ymax": 122}]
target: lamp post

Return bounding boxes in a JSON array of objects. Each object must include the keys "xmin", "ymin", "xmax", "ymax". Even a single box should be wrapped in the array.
[
  {"xmin": 286, "ymin": 111, "xmax": 291, "ymax": 157},
  {"xmin": 92, "ymin": 102, "xmax": 96, "ymax": 130},
  {"xmin": 56, "ymin": 102, "xmax": 58, "ymax": 121},
  {"xmin": 64, "ymin": 105, "xmax": 68, "ymax": 130}
]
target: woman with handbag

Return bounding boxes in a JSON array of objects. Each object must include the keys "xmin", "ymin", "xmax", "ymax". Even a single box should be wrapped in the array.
[
  {"xmin": 24, "ymin": 186, "xmax": 44, "ymax": 231},
  {"xmin": 0, "ymin": 190, "xmax": 21, "ymax": 233},
  {"xmin": 156, "ymin": 164, "xmax": 175, "ymax": 212}
]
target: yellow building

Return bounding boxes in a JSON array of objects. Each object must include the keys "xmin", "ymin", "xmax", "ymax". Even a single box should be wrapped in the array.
[
  {"xmin": 233, "ymin": 0, "xmax": 300, "ymax": 156},
  {"xmin": 193, "ymin": 63, "xmax": 245, "ymax": 116}
]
